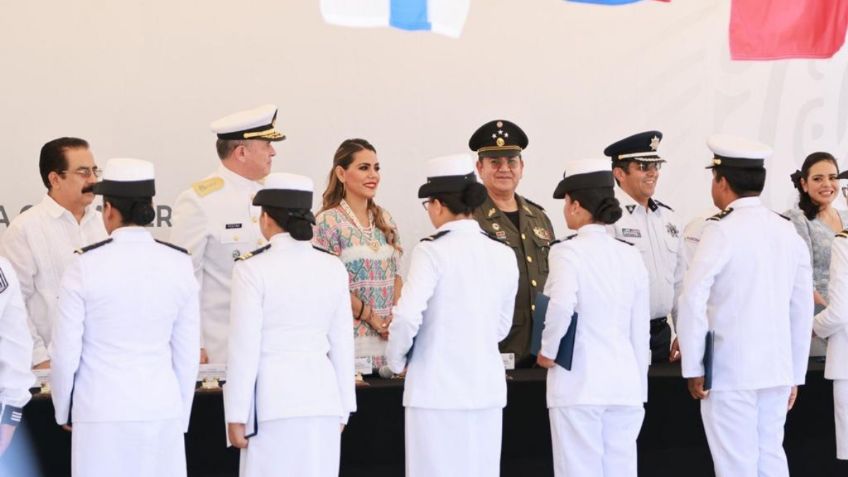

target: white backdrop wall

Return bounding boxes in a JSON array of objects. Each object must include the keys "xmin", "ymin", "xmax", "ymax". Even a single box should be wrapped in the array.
[{"xmin": 1, "ymin": 0, "xmax": 847, "ymax": 271}]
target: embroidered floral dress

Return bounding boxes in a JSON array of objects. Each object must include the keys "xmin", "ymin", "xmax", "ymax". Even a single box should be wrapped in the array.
[{"xmin": 313, "ymin": 201, "xmax": 401, "ymax": 369}]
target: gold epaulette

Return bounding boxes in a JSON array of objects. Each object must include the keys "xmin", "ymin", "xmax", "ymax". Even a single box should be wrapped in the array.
[
  {"xmin": 836, "ymin": 229, "xmax": 848, "ymax": 239},
  {"xmin": 192, "ymin": 177, "xmax": 224, "ymax": 197}
]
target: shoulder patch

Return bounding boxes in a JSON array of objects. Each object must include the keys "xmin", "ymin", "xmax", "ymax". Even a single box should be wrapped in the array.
[
  {"xmin": 523, "ymin": 197, "xmax": 546, "ymax": 212},
  {"xmin": 420, "ymin": 230, "xmax": 450, "ymax": 242},
  {"xmin": 481, "ymin": 230, "xmax": 507, "ymax": 245},
  {"xmin": 155, "ymin": 239, "xmax": 189, "ymax": 255},
  {"xmin": 235, "ymin": 244, "xmax": 271, "ymax": 261},
  {"xmin": 836, "ymin": 229, "xmax": 848, "ymax": 239},
  {"xmin": 312, "ymin": 245, "xmax": 335, "ymax": 255},
  {"xmin": 655, "ymin": 200, "xmax": 674, "ymax": 212},
  {"xmin": 74, "ymin": 238, "xmax": 113, "ymax": 255},
  {"xmin": 615, "ymin": 237, "xmax": 634, "ymax": 246},
  {"xmin": 192, "ymin": 177, "xmax": 224, "ymax": 198},
  {"xmin": 707, "ymin": 208, "xmax": 734, "ymax": 222}
]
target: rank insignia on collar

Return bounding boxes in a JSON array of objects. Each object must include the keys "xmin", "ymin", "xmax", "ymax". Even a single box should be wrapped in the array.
[
  {"xmin": 533, "ymin": 227, "xmax": 551, "ymax": 241},
  {"xmin": 666, "ymin": 223, "xmax": 679, "ymax": 238},
  {"xmin": 626, "ymin": 204, "xmax": 636, "ymax": 214},
  {"xmin": 487, "ymin": 208, "xmax": 496, "ymax": 218}
]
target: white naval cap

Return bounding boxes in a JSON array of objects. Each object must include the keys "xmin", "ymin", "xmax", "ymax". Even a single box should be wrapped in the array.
[
  {"xmin": 210, "ymin": 104, "xmax": 286, "ymax": 142},
  {"xmin": 553, "ymin": 158, "xmax": 614, "ymax": 199},
  {"xmin": 252, "ymin": 172, "xmax": 313, "ymax": 209},
  {"xmin": 92, "ymin": 158, "xmax": 156, "ymax": 197},
  {"xmin": 417, "ymin": 153, "xmax": 478, "ymax": 198},
  {"xmin": 706, "ymin": 134, "xmax": 772, "ymax": 169}
]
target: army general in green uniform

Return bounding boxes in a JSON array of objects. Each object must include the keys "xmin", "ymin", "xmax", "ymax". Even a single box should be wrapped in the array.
[{"xmin": 469, "ymin": 120, "xmax": 555, "ymax": 368}]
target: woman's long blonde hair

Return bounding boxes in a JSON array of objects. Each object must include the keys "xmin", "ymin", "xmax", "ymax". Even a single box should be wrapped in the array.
[{"xmin": 320, "ymin": 138, "xmax": 400, "ymax": 251}]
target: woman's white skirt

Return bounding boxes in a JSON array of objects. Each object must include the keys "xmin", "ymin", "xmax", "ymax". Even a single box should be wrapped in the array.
[
  {"xmin": 72, "ymin": 419, "xmax": 185, "ymax": 477},
  {"xmin": 405, "ymin": 407, "xmax": 502, "ymax": 477},
  {"xmin": 239, "ymin": 416, "xmax": 341, "ymax": 477}
]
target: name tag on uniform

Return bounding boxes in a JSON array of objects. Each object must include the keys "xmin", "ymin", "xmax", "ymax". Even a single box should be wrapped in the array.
[
  {"xmin": 501, "ymin": 353, "xmax": 515, "ymax": 370},
  {"xmin": 355, "ymin": 356, "xmax": 374, "ymax": 375},
  {"xmin": 622, "ymin": 228, "xmax": 641, "ymax": 238},
  {"xmin": 225, "ymin": 223, "xmax": 243, "ymax": 229}
]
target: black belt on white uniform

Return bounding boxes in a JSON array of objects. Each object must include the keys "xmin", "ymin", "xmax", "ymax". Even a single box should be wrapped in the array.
[{"xmin": 650, "ymin": 317, "xmax": 668, "ymax": 324}]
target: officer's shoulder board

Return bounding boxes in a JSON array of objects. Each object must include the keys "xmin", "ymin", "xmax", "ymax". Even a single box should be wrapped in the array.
[
  {"xmin": 74, "ymin": 238, "xmax": 113, "ymax": 255},
  {"xmin": 235, "ymin": 244, "xmax": 271, "ymax": 261},
  {"xmin": 774, "ymin": 211, "xmax": 790, "ymax": 221},
  {"xmin": 550, "ymin": 233, "xmax": 577, "ymax": 247},
  {"xmin": 312, "ymin": 245, "xmax": 335, "ymax": 255},
  {"xmin": 615, "ymin": 237, "xmax": 635, "ymax": 246},
  {"xmin": 706, "ymin": 208, "xmax": 734, "ymax": 222},
  {"xmin": 654, "ymin": 199, "xmax": 673, "ymax": 212},
  {"xmin": 192, "ymin": 177, "xmax": 225, "ymax": 198},
  {"xmin": 836, "ymin": 229, "xmax": 848, "ymax": 239},
  {"xmin": 480, "ymin": 230, "xmax": 508, "ymax": 245},
  {"xmin": 155, "ymin": 239, "xmax": 190, "ymax": 255},
  {"xmin": 420, "ymin": 230, "xmax": 450, "ymax": 242},
  {"xmin": 523, "ymin": 197, "xmax": 546, "ymax": 212}
]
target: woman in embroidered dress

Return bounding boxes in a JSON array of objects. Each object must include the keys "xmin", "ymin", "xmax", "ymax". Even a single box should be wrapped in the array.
[{"xmin": 314, "ymin": 138, "xmax": 402, "ymax": 373}]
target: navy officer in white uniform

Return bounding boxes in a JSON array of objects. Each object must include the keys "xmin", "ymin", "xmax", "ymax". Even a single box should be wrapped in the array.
[
  {"xmin": 538, "ymin": 159, "xmax": 650, "ymax": 477},
  {"xmin": 605, "ymin": 131, "xmax": 683, "ymax": 363},
  {"xmin": 812, "ymin": 168, "xmax": 848, "ymax": 461},
  {"xmin": 386, "ymin": 154, "xmax": 518, "ymax": 477},
  {"xmin": 0, "ymin": 257, "xmax": 34, "ymax": 457},
  {"xmin": 677, "ymin": 135, "xmax": 813, "ymax": 477},
  {"xmin": 170, "ymin": 104, "xmax": 285, "ymax": 364},
  {"xmin": 225, "ymin": 173, "xmax": 355, "ymax": 477},
  {"xmin": 51, "ymin": 158, "xmax": 200, "ymax": 477}
]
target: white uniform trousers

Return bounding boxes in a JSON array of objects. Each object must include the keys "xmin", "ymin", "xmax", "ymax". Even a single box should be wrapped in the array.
[
  {"xmin": 700, "ymin": 386, "xmax": 791, "ymax": 477},
  {"xmin": 405, "ymin": 407, "xmax": 502, "ymax": 477},
  {"xmin": 239, "ymin": 416, "xmax": 340, "ymax": 477},
  {"xmin": 835, "ymin": 380, "xmax": 848, "ymax": 460},
  {"xmin": 71, "ymin": 419, "xmax": 185, "ymax": 477},
  {"xmin": 548, "ymin": 405, "xmax": 644, "ymax": 477}
]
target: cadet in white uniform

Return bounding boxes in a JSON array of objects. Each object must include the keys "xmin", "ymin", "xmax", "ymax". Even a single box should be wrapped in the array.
[
  {"xmin": 813, "ymin": 168, "xmax": 848, "ymax": 460},
  {"xmin": 386, "ymin": 154, "xmax": 518, "ymax": 477},
  {"xmin": 1, "ymin": 137, "xmax": 107, "ymax": 368},
  {"xmin": 0, "ymin": 257, "xmax": 35, "ymax": 456},
  {"xmin": 170, "ymin": 104, "xmax": 285, "ymax": 364},
  {"xmin": 677, "ymin": 135, "xmax": 813, "ymax": 477},
  {"xmin": 539, "ymin": 159, "xmax": 650, "ymax": 477},
  {"xmin": 605, "ymin": 131, "xmax": 683, "ymax": 363},
  {"xmin": 51, "ymin": 158, "xmax": 200, "ymax": 477}
]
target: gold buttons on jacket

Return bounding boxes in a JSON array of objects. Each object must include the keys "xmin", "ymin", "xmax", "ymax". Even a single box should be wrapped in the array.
[
  {"xmin": 531, "ymin": 280, "xmax": 537, "ymax": 287},
  {"xmin": 526, "ymin": 256, "xmax": 533, "ymax": 263},
  {"xmin": 521, "ymin": 233, "xmax": 526, "ymax": 240},
  {"xmin": 531, "ymin": 304, "xmax": 536, "ymax": 311}
]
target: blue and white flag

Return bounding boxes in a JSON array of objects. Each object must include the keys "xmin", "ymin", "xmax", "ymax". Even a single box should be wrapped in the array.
[{"xmin": 320, "ymin": 0, "xmax": 471, "ymax": 38}]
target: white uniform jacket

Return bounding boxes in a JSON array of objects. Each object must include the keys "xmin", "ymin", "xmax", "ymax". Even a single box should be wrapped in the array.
[
  {"xmin": 50, "ymin": 227, "xmax": 200, "ymax": 430},
  {"xmin": 677, "ymin": 197, "xmax": 814, "ymax": 390},
  {"xmin": 1, "ymin": 196, "xmax": 107, "ymax": 365},
  {"xmin": 814, "ymin": 232, "xmax": 848, "ymax": 380},
  {"xmin": 0, "ymin": 257, "xmax": 35, "ymax": 419},
  {"xmin": 224, "ymin": 233, "xmax": 356, "ymax": 427},
  {"xmin": 609, "ymin": 189, "xmax": 684, "ymax": 321},
  {"xmin": 170, "ymin": 165, "xmax": 265, "ymax": 364},
  {"xmin": 542, "ymin": 224, "xmax": 650, "ymax": 408},
  {"xmin": 386, "ymin": 219, "xmax": 518, "ymax": 410}
]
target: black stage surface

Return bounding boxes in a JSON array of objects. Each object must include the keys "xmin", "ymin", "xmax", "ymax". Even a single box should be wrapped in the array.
[{"xmin": 6, "ymin": 360, "xmax": 848, "ymax": 476}]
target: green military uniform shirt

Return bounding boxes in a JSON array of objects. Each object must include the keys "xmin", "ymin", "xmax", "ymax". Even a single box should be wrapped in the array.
[{"xmin": 472, "ymin": 194, "xmax": 555, "ymax": 366}]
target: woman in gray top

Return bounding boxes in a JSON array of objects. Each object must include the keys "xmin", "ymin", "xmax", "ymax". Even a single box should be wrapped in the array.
[{"xmin": 785, "ymin": 152, "xmax": 847, "ymax": 357}]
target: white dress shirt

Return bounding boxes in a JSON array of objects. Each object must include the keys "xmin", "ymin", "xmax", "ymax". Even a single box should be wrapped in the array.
[
  {"xmin": 677, "ymin": 197, "xmax": 814, "ymax": 390},
  {"xmin": 609, "ymin": 188, "xmax": 684, "ymax": 320},
  {"xmin": 50, "ymin": 227, "xmax": 200, "ymax": 430},
  {"xmin": 542, "ymin": 224, "xmax": 650, "ymax": 408},
  {"xmin": 0, "ymin": 195, "xmax": 107, "ymax": 366},
  {"xmin": 170, "ymin": 164, "xmax": 265, "ymax": 364},
  {"xmin": 386, "ymin": 219, "xmax": 518, "ymax": 410},
  {"xmin": 224, "ymin": 233, "xmax": 356, "ymax": 427},
  {"xmin": 814, "ymin": 234, "xmax": 848, "ymax": 380},
  {"xmin": 0, "ymin": 257, "xmax": 35, "ymax": 415}
]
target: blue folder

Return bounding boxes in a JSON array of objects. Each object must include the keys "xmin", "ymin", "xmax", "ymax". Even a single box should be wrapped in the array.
[
  {"xmin": 703, "ymin": 331, "xmax": 714, "ymax": 391},
  {"xmin": 530, "ymin": 293, "xmax": 577, "ymax": 370}
]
